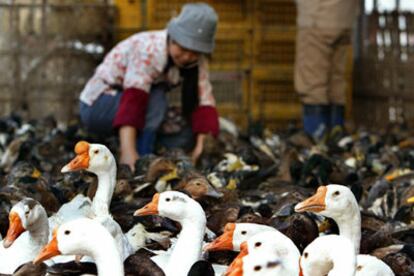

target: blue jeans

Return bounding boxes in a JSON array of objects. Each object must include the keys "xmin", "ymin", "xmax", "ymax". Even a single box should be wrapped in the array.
[{"xmin": 79, "ymin": 84, "xmax": 194, "ymax": 155}]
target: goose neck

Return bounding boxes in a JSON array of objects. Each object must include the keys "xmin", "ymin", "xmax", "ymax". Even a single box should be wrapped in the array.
[
  {"xmin": 93, "ymin": 166, "xmax": 116, "ymax": 216},
  {"xmin": 92, "ymin": 241, "xmax": 124, "ymax": 276},
  {"xmin": 28, "ymin": 212, "xmax": 49, "ymax": 246},
  {"xmin": 165, "ymin": 215, "xmax": 206, "ymax": 275},
  {"xmin": 335, "ymin": 209, "xmax": 361, "ymax": 254}
]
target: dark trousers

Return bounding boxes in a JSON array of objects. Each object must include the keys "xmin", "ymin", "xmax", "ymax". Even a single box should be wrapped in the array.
[{"xmin": 79, "ymin": 85, "xmax": 194, "ymax": 155}]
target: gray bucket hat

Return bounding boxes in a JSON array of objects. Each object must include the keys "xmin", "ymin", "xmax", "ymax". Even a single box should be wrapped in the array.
[{"xmin": 167, "ymin": 3, "xmax": 218, "ymax": 54}]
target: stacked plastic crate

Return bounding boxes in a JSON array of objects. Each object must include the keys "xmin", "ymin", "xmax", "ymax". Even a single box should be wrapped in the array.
[
  {"xmin": 114, "ymin": 0, "xmax": 143, "ymax": 40},
  {"xmin": 251, "ymin": 0, "xmax": 300, "ymax": 129}
]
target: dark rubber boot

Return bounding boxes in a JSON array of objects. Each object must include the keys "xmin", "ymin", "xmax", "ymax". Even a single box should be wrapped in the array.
[{"xmin": 303, "ymin": 104, "xmax": 330, "ymax": 139}]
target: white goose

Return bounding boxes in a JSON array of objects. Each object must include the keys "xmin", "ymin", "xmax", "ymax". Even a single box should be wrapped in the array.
[
  {"xmin": 226, "ymin": 250, "xmax": 290, "ymax": 276},
  {"xmin": 34, "ymin": 218, "xmax": 124, "ymax": 276},
  {"xmin": 53, "ymin": 141, "xmax": 116, "ymax": 221},
  {"xmin": 49, "ymin": 141, "xmax": 133, "ymax": 261},
  {"xmin": 295, "ymin": 184, "xmax": 395, "ymax": 276},
  {"xmin": 205, "ymin": 222, "xmax": 297, "ymax": 253},
  {"xmin": 300, "ymin": 235, "xmax": 356, "ymax": 276},
  {"xmin": 0, "ymin": 198, "xmax": 49, "ymax": 274},
  {"xmin": 225, "ymin": 230, "xmax": 300, "ymax": 276},
  {"xmin": 134, "ymin": 191, "xmax": 226, "ymax": 276}
]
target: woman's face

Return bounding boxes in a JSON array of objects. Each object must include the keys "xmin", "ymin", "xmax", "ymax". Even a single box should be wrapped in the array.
[{"xmin": 168, "ymin": 40, "xmax": 200, "ymax": 68}]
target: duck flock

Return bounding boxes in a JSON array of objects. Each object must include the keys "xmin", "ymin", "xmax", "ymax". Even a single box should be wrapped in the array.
[{"xmin": 0, "ymin": 114, "xmax": 413, "ymax": 276}]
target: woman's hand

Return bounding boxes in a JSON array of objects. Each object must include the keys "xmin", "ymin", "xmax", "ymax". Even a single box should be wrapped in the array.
[
  {"xmin": 191, "ymin": 133, "xmax": 206, "ymax": 165},
  {"xmin": 120, "ymin": 150, "xmax": 139, "ymax": 172},
  {"xmin": 119, "ymin": 126, "xmax": 139, "ymax": 172}
]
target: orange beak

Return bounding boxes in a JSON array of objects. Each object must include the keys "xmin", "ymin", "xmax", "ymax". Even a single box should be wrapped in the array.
[
  {"xmin": 299, "ymin": 256, "xmax": 304, "ymax": 276},
  {"xmin": 225, "ymin": 241, "xmax": 248, "ymax": 276},
  {"xmin": 3, "ymin": 212, "xmax": 25, "ymax": 248},
  {"xmin": 61, "ymin": 141, "xmax": 90, "ymax": 172},
  {"xmin": 205, "ymin": 223, "xmax": 235, "ymax": 251},
  {"xmin": 225, "ymin": 261, "xmax": 243, "ymax": 276},
  {"xmin": 134, "ymin": 193, "xmax": 160, "ymax": 216},
  {"xmin": 295, "ymin": 186, "xmax": 327, "ymax": 213},
  {"xmin": 33, "ymin": 229, "xmax": 61, "ymax": 264}
]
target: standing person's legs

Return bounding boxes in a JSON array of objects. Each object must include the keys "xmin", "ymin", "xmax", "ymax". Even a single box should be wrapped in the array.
[
  {"xmin": 79, "ymin": 93, "xmax": 122, "ymax": 136},
  {"xmin": 137, "ymin": 84, "xmax": 168, "ymax": 155},
  {"xmin": 295, "ymin": 28, "xmax": 332, "ymax": 105},
  {"xmin": 294, "ymin": 28, "xmax": 332, "ymax": 138},
  {"xmin": 295, "ymin": 28, "xmax": 332, "ymax": 138},
  {"xmin": 328, "ymin": 30, "xmax": 351, "ymax": 128}
]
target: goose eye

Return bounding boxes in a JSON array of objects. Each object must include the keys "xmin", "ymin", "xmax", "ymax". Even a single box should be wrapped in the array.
[
  {"xmin": 64, "ymin": 230, "xmax": 71, "ymax": 235},
  {"xmin": 94, "ymin": 150, "xmax": 99, "ymax": 154},
  {"xmin": 241, "ymin": 231, "xmax": 247, "ymax": 235},
  {"xmin": 255, "ymin": 242, "xmax": 262, "ymax": 247},
  {"xmin": 254, "ymin": 265, "xmax": 261, "ymax": 271},
  {"xmin": 166, "ymin": 198, "xmax": 171, "ymax": 202},
  {"xmin": 333, "ymin": 191, "xmax": 340, "ymax": 196},
  {"xmin": 304, "ymin": 252, "xmax": 309, "ymax": 258},
  {"xmin": 196, "ymin": 182, "xmax": 201, "ymax": 186}
]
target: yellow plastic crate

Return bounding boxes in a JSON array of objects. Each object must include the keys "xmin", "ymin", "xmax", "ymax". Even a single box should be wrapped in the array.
[
  {"xmin": 217, "ymin": 104, "xmax": 249, "ymax": 129},
  {"xmin": 146, "ymin": 0, "xmax": 251, "ymax": 29},
  {"xmin": 252, "ymin": 66, "xmax": 297, "ymax": 102},
  {"xmin": 254, "ymin": 0, "xmax": 297, "ymax": 28},
  {"xmin": 253, "ymin": 30, "xmax": 296, "ymax": 66},
  {"xmin": 261, "ymin": 117, "xmax": 301, "ymax": 131},
  {"xmin": 212, "ymin": 70, "xmax": 249, "ymax": 128},
  {"xmin": 115, "ymin": 0, "xmax": 142, "ymax": 28},
  {"xmin": 146, "ymin": 0, "xmax": 191, "ymax": 29},
  {"xmin": 251, "ymin": 66, "xmax": 301, "ymax": 122},
  {"xmin": 114, "ymin": 0, "xmax": 143, "ymax": 40},
  {"xmin": 250, "ymin": 102, "xmax": 301, "ymax": 130},
  {"xmin": 210, "ymin": 26, "xmax": 252, "ymax": 71},
  {"xmin": 207, "ymin": 0, "xmax": 252, "ymax": 28},
  {"xmin": 211, "ymin": 70, "xmax": 250, "ymax": 128},
  {"xmin": 211, "ymin": 71, "xmax": 248, "ymax": 106}
]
